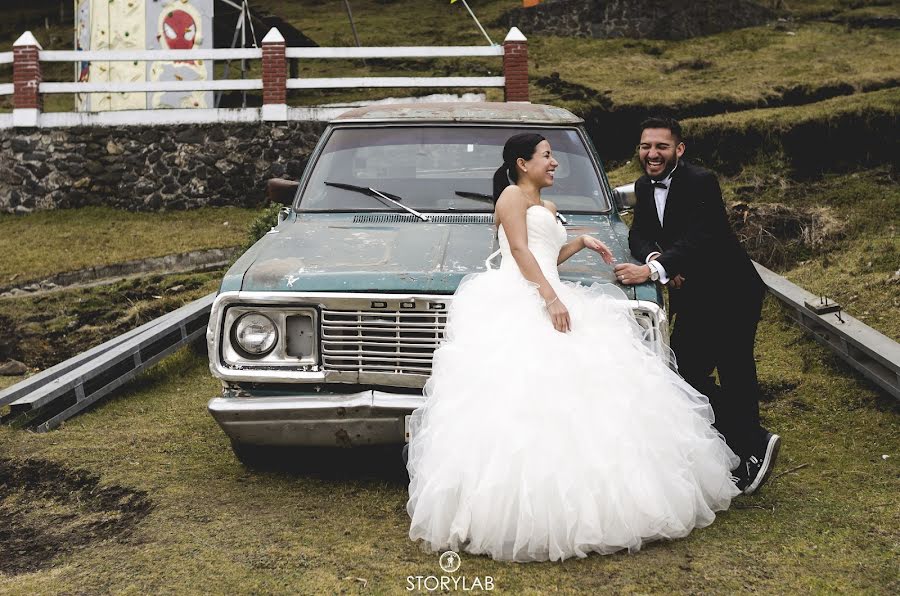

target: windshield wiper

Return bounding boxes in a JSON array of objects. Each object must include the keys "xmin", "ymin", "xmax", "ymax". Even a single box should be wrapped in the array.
[
  {"xmin": 453, "ymin": 190, "xmax": 494, "ymax": 203},
  {"xmin": 324, "ymin": 181, "xmax": 430, "ymax": 222},
  {"xmin": 453, "ymin": 190, "xmax": 567, "ymax": 223}
]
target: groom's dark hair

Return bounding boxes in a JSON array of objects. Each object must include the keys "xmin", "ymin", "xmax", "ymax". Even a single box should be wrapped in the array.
[{"xmin": 640, "ymin": 116, "xmax": 683, "ymax": 143}]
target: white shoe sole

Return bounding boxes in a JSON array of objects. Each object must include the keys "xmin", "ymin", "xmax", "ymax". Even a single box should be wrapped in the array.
[{"xmin": 744, "ymin": 434, "xmax": 781, "ymax": 495}]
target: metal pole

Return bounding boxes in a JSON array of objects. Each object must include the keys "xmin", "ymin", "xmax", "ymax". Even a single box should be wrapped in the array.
[
  {"xmin": 343, "ymin": 0, "xmax": 361, "ymax": 48},
  {"xmin": 460, "ymin": 0, "xmax": 495, "ymax": 45},
  {"xmin": 72, "ymin": 0, "xmax": 77, "ymax": 110},
  {"xmin": 343, "ymin": 0, "xmax": 366, "ymax": 68},
  {"xmin": 240, "ymin": 0, "xmax": 248, "ymax": 107},
  {"xmin": 215, "ymin": 5, "xmax": 245, "ymax": 108}
]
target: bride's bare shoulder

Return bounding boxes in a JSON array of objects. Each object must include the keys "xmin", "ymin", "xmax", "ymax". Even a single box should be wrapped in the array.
[
  {"xmin": 496, "ymin": 185, "xmax": 529, "ymax": 208},
  {"xmin": 495, "ymin": 187, "xmax": 530, "ymax": 222},
  {"xmin": 542, "ymin": 200, "xmax": 558, "ymax": 215}
]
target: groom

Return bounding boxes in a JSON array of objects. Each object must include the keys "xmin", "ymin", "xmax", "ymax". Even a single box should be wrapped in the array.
[{"xmin": 614, "ymin": 116, "xmax": 780, "ymax": 495}]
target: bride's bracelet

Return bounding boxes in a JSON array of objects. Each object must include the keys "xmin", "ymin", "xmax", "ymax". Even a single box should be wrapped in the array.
[{"xmin": 545, "ymin": 296, "xmax": 559, "ymax": 308}]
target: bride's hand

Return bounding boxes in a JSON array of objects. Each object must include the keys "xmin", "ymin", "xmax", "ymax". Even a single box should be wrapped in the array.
[
  {"xmin": 582, "ymin": 235, "xmax": 616, "ymax": 265},
  {"xmin": 545, "ymin": 295, "xmax": 571, "ymax": 333}
]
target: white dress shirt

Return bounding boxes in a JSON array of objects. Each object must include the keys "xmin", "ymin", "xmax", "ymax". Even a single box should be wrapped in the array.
[{"xmin": 645, "ymin": 165, "xmax": 678, "ymax": 284}]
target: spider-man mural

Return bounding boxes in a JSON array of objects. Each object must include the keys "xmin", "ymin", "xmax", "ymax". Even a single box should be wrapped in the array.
[
  {"xmin": 161, "ymin": 9, "xmax": 197, "ymax": 50},
  {"xmin": 150, "ymin": 1, "xmax": 211, "ymax": 108}
]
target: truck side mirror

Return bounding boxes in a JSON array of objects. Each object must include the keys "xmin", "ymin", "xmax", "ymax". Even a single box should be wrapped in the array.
[
  {"xmin": 612, "ymin": 183, "xmax": 636, "ymax": 212},
  {"xmin": 266, "ymin": 178, "xmax": 300, "ymax": 207}
]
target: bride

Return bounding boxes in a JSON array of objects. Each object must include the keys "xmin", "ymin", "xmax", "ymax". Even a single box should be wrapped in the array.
[{"xmin": 406, "ymin": 133, "xmax": 741, "ymax": 562}]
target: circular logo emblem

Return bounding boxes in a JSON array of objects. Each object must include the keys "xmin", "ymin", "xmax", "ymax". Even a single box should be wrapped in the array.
[{"xmin": 439, "ymin": 550, "xmax": 461, "ymax": 573}]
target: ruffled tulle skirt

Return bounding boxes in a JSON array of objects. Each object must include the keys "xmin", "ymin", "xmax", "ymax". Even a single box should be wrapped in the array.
[{"xmin": 406, "ymin": 267, "xmax": 740, "ymax": 562}]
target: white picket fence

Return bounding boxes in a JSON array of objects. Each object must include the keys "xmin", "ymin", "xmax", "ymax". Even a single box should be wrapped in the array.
[
  {"xmin": 0, "ymin": 50, "xmax": 12, "ymax": 97},
  {"xmin": 0, "ymin": 27, "xmax": 527, "ymax": 128}
]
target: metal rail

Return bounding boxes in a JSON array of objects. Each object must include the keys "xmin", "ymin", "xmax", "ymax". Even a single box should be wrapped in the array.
[
  {"xmin": 1, "ymin": 293, "xmax": 215, "ymax": 431},
  {"xmin": 3, "ymin": 263, "xmax": 896, "ymax": 432},
  {"xmin": 0, "ymin": 312, "xmax": 167, "ymax": 407},
  {"xmin": 754, "ymin": 262, "xmax": 900, "ymax": 400}
]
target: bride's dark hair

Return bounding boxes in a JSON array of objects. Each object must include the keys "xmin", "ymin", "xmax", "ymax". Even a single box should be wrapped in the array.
[{"xmin": 492, "ymin": 133, "xmax": 547, "ymax": 201}]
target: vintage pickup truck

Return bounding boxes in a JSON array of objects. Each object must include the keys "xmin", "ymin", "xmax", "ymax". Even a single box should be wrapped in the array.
[{"xmin": 206, "ymin": 102, "xmax": 666, "ymax": 463}]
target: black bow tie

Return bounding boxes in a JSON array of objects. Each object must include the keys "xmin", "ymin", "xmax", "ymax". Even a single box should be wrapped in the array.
[{"xmin": 651, "ymin": 181, "xmax": 668, "ymax": 189}]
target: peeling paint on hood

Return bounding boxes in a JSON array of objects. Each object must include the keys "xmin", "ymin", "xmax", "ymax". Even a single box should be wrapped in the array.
[{"xmin": 237, "ymin": 214, "xmax": 637, "ymax": 297}]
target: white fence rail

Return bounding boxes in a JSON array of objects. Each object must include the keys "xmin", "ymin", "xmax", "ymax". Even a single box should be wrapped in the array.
[
  {"xmin": 3, "ymin": 27, "xmax": 529, "ymax": 127},
  {"xmin": 284, "ymin": 46, "xmax": 504, "ymax": 59},
  {"xmin": 39, "ymin": 48, "xmax": 263, "ymax": 62},
  {"xmin": 41, "ymin": 80, "xmax": 263, "ymax": 94},
  {"xmin": 286, "ymin": 76, "xmax": 505, "ymax": 89}
]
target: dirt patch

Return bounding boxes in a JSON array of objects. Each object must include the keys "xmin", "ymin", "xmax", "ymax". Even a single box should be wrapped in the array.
[
  {"xmin": 495, "ymin": 0, "xmax": 773, "ymax": 41},
  {"xmin": 661, "ymin": 58, "xmax": 714, "ymax": 74},
  {"xmin": 759, "ymin": 379, "xmax": 800, "ymax": 402},
  {"xmin": 0, "ymin": 458, "xmax": 152, "ymax": 575},
  {"xmin": 729, "ymin": 202, "xmax": 845, "ymax": 269},
  {"xmin": 536, "ymin": 73, "xmax": 614, "ymax": 105},
  {"xmin": 828, "ymin": 14, "xmax": 900, "ymax": 29},
  {"xmin": 0, "ymin": 313, "xmax": 17, "ymax": 361}
]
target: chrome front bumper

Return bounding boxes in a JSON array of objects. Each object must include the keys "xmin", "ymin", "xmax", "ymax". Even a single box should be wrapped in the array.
[{"xmin": 207, "ymin": 390, "xmax": 424, "ymax": 447}]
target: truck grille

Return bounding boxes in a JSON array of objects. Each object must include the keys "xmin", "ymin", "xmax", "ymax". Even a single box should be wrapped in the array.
[{"xmin": 320, "ymin": 308, "xmax": 448, "ymax": 374}]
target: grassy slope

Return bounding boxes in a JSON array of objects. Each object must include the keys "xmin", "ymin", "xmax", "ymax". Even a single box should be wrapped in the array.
[
  {"xmin": 2, "ymin": 2, "xmax": 898, "ymax": 113},
  {"xmin": 531, "ymin": 21, "xmax": 899, "ymax": 111},
  {"xmin": 0, "ymin": 309, "xmax": 896, "ymax": 594},
  {"xmin": 0, "ymin": 206, "xmax": 259, "ymax": 282},
  {"xmin": 683, "ymin": 86, "xmax": 900, "ymax": 133},
  {"xmin": 732, "ymin": 165, "xmax": 899, "ymax": 342},
  {"xmin": 264, "ymin": 1, "xmax": 900, "ymax": 111}
]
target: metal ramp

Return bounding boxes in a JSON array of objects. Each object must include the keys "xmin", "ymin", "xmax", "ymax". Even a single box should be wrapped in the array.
[
  {"xmin": 0, "ymin": 292, "xmax": 215, "ymax": 432},
  {"xmin": 754, "ymin": 262, "xmax": 900, "ymax": 400},
  {"xmin": 2, "ymin": 264, "xmax": 898, "ymax": 433}
]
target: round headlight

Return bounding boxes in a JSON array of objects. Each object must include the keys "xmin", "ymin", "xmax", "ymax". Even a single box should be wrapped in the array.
[{"xmin": 234, "ymin": 313, "xmax": 277, "ymax": 356}]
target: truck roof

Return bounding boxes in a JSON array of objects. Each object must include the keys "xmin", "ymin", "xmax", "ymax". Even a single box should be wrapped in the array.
[{"xmin": 332, "ymin": 101, "xmax": 583, "ymax": 125}]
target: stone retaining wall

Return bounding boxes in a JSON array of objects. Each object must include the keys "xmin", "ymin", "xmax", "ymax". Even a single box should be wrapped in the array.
[{"xmin": 0, "ymin": 121, "xmax": 326, "ymax": 213}]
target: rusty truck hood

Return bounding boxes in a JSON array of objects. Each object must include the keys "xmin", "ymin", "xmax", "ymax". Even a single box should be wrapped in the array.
[{"xmin": 233, "ymin": 213, "xmax": 637, "ymax": 297}]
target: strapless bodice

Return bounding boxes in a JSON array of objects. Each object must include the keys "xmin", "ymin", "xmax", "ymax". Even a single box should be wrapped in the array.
[{"xmin": 497, "ymin": 205, "xmax": 567, "ymax": 281}]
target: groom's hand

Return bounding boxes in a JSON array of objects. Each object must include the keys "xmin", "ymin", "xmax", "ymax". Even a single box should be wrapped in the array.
[
  {"xmin": 613, "ymin": 263, "xmax": 651, "ymax": 285},
  {"xmin": 667, "ymin": 274, "xmax": 685, "ymax": 289}
]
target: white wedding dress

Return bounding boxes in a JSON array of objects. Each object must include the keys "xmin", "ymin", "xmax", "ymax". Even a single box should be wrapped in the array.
[{"xmin": 406, "ymin": 205, "xmax": 741, "ymax": 562}]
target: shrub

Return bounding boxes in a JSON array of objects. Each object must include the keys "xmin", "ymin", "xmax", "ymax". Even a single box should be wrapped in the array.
[{"xmin": 243, "ymin": 204, "xmax": 283, "ymax": 251}]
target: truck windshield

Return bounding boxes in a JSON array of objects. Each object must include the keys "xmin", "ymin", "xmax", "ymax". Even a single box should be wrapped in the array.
[{"xmin": 298, "ymin": 126, "xmax": 610, "ymax": 213}]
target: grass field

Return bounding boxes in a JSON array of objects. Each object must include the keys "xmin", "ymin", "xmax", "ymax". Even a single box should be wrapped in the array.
[
  {"xmin": 0, "ymin": 207, "xmax": 259, "ymax": 283},
  {"xmin": 0, "ymin": 1, "xmax": 897, "ymax": 593},
  {"xmin": 0, "ymin": 301, "xmax": 897, "ymax": 594}
]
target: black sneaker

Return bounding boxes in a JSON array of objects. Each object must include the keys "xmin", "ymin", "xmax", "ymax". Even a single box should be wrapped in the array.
[
  {"xmin": 739, "ymin": 432, "xmax": 782, "ymax": 496},
  {"xmin": 730, "ymin": 466, "xmax": 748, "ymax": 492}
]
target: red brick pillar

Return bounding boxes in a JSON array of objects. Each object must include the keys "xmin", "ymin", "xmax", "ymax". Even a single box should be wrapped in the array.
[
  {"xmin": 503, "ymin": 27, "xmax": 529, "ymax": 103},
  {"xmin": 262, "ymin": 27, "xmax": 287, "ymax": 120},
  {"xmin": 13, "ymin": 31, "xmax": 42, "ymax": 126}
]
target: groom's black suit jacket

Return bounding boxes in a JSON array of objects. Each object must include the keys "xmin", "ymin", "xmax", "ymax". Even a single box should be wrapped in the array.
[{"xmin": 628, "ymin": 161, "xmax": 764, "ymax": 317}]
